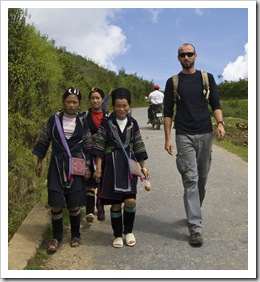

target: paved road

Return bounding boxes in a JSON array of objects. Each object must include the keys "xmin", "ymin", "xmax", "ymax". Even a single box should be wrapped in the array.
[{"xmin": 43, "ymin": 107, "xmax": 249, "ymax": 277}]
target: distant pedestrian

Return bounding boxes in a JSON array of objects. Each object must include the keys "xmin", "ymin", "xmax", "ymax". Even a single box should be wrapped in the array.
[
  {"xmin": 163, "ymin": 43, "xmax": 225, "ymax": 247},
  {"xmin": 92, "ymin": 88, "xmax": 150, "ymax": 248},
  {"xmin": 146, "ymin": 84, "xmax": 164, "ymax": 124},
  {"xmin": 83, "ymin": 87, "xmax": 107, "ymax": 223},
  {"xmin": 33, "ymin": 87, "xmax": 92, "ymax": 253}
]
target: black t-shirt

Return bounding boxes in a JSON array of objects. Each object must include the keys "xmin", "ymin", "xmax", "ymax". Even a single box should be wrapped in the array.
[{"xmin": 163, "ymin": 70, "xmax": 221, "ymax": 135}]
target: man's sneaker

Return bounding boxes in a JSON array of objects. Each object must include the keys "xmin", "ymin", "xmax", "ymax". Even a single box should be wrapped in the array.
[{"xmin": 189, "ymin": 232, "xmax": 203, "ymax": 247}]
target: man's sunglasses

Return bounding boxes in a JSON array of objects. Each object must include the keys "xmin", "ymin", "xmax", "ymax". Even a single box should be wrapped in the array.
[{"xmin": 179, "ymin": 52, "xmax": 195, "ymax": 58}]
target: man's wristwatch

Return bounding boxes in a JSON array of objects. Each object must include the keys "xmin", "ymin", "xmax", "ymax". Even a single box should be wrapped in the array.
[{"xmin": 217, "ymin": 121, "xmax": 225, "ymax": 126}]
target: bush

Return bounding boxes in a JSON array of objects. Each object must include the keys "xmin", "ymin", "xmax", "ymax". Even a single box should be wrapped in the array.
[
  {"xmin": 218, "ymin": 79, "xmax": 248, "ymax": 100},
  {"xmin": 220, "ymin": 99, "xmax": 248, "ymax": 120}
]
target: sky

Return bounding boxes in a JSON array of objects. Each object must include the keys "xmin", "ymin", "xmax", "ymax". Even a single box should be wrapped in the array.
[{"xmin": 20, "ymin": 2, "xmax": 253, "ymax": 90}]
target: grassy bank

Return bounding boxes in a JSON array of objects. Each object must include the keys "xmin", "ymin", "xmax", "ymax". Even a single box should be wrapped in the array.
[
  {"xmin": 212, "ymin": 99, "xmax": 248, "ymax": 162},
  {"xmin": 214, "ymin": 122, "xmax": 247, "ymax": 161}
]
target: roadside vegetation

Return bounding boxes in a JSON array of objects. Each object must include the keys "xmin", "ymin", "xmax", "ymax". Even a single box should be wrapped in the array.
[
  {"xmin": 212, "ymin": 99, "xmax": 248, "ymax": 162},
  {"xmin": 8, "ymin": 8, "xmax": 248, "ymax": 248}
]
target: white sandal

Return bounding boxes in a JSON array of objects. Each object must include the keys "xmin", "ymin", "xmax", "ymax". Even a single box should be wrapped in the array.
[
  {"xmin": 86, "ymin": 213, "xmax": 94, "ymax": 223},
  {"xmin": 125, "ymin": 233, "xmax": 136, "ymax": 247},
  {"xmin": 113, "ymin": 237, "xmax": 123, "ymax": 248}
]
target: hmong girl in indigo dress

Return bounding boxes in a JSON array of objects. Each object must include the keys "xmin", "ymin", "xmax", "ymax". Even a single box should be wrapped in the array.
[
  {"xmin": 83, "ymin": 87, "xmax": 108, "ymax": 223},
  {"xmin": 93, "ymin": 88, "xmax": 150, "ymax": 248},
  {"xmin": 33, "ymin": 87, "xmax": 92, "ymax": 253}
]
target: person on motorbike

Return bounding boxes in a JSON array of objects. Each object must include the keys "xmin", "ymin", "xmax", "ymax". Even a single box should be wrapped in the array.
[{"xmin": 146, "ymin": 84, "xmax": 164, "ymax": 124}]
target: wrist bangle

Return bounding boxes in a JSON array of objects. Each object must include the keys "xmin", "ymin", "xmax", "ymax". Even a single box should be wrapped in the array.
[{"xmin": 141, "ymin": 167, "xmax": 148, "ymax": 172}]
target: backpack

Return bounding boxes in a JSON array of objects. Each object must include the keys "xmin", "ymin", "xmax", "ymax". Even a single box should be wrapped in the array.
[{"xmin": 172, "ymin": 70, "xmax": 210, "ymax": 103}]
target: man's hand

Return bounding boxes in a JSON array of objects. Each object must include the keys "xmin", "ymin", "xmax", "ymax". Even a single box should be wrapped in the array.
[
  {"xmin": 164, "ymin": 117, "xmax": 174, "ymax": 156},
  {"xmin": 165, "ymin": 139, "xmax": 174, "ymax": 156},
  {"xmin": 216, "ymin": 123, "xmax": 225, "ymax": 140}
]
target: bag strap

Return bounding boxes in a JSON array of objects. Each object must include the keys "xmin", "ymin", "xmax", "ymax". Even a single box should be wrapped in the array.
[
  {"xmin": 55, "ymin": 114, "xmax": 72, "ymax": 180},
  {"xmin": 55, "ymin": 115, "xmax": 71, "ymax": 157},
  {"xmin": 172, "ymin": 74, "xmax": 180, "ymax": 103},
  {"xmin": 201, "ymin": 70, "xmax": 210, "ymax": 100},
  {"xmin": 108, "ymin": 120, "xmax": 129, "ymax": 160},
  {"xmin": 172, "ymin": 71, "xmax": 210, "ymax": 102},
  {"xmin": 108, "ymin": 119, "xmax": 135, "ymax": 178}
]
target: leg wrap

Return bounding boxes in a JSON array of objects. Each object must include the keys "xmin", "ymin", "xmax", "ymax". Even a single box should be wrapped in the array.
[
  {"xmin": 123, "ymin": 205, "xmax": 136, "ymax": 234},
  {"xmin": 51, "ymin": 210, "xmax": 63, "ymax": 242},
  {"xmin": 86, "ymin": 190, "xmax": 95, "ymax": 214},
  {"xmin": 110, "ymin": 209, "xmax": 123, "ymax": 238},
  {"xmin": 69, "ymin": 208, "xmax": 81, "ymax": 238}
]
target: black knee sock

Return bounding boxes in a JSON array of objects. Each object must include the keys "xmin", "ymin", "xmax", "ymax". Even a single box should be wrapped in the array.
[
  {"xmin": 110, "ymin": 209, "xmax": 122, "ymax": 238},
  {"xmin": 123, "ymin": 205, "xmax": 136, "ymax": 234},
  {"xmin": 86, "ymin": 190, "xmax": 95, "ymax": 214},
  {"xmin": 51, "ymin": 210, "xmax": 63, "ymax": 242},
  {"xmin": 69, "ymin": 208, "xmax": 81, "ymax": 238}
]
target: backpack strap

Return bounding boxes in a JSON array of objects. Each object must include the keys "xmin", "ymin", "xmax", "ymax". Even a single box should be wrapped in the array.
[
  {"xmin": 172, "ymin": 74, "xmax": 180, "ymax": 103},
  {"xmin": 172, "ymin": 71, "xmax": 210, "ymax": 103},
  {"xmin": 201, "ymin": 70, "xmax": 210, "ymax": 100}
]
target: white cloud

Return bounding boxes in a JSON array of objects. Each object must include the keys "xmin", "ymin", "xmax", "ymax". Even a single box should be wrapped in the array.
[
  {"xmin": 26, "ymin": 8, "xmax": 129, "ymax": 71},
  {"xmin": 149, "ymin": 9, "xmax": 162, "ymax": 23},
  {"xmin": 195, "ymin": 9, "xmax": 203, "ymax": 16},
  {"xmin": 222, "ymin": 43, "xmax": 248, "ymax": 81}
]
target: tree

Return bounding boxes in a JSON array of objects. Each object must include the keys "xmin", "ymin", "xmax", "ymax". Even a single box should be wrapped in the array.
[{"xmin": 217, "ymin": 79, "xmax": 248, "ymax": 100}]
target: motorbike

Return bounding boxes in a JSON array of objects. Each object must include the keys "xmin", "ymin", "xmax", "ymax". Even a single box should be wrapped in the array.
[
  {"xmin": 151, "ymin": 108, "xmax": 163, "ymax": 130},
  {"xmin": 145, "ymin": 96, "xmax": 163, "ymax": 130}
]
